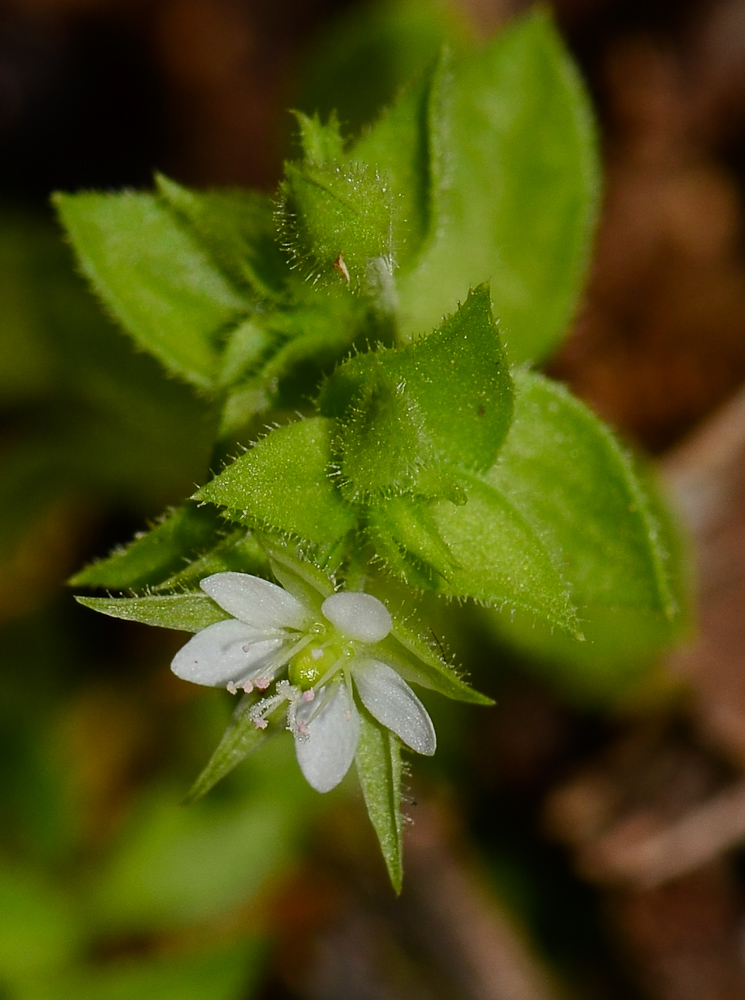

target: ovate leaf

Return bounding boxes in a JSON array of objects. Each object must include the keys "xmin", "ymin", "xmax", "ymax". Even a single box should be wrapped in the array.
[
  {"xmin": 484, "ymin": 371, "xmax": 679, "ymax": 618},
  {"xmin": 396, "ymin": 9, "xmax": 600, "ymax": 363},
  {"xmin": 156, "ymin": 173, "xmax": 288, "ymax": 300},
  {"xmin": 482, "ymin": 371, "xmax": 686, "ymax": 698},
  {"xmin": 369, "ymin": 484, "xmax": 580, "ymax": 635},
  {"xmin": 320, "ymin": 286, "xmax": 513, "ymax": 499},
  {"xmin": 54, "ymin": 192, "xmax": 247, "ymax": 389}
]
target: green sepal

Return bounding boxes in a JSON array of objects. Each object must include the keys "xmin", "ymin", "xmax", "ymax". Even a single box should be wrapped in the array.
[
  {"xmin": 75, "ymin": 593, "xmax": 228, "ymax": 632},
  {"xmin": 263, "ymin": 540, "xmax": 335, "ymax": 610},
  {"xmin": 54, "ymin": 192, "xmax": 247, "ymax": 390},
  {"xmin": 355, "ymin": 710, "xmax": 403, "ymax": 893},
  {"xmin": 194, "ymin": 417, "xmax": 357, "ymax": 546},
  {"xmin": 155, "ymin": 173, "xmax": 288, "ymax": 301},
  {"xmin": 70, "ymin": 504, "xmax": 226, "ymax": 591},
  {"xmin": 382, "ymin": 613, "xmax": 492, "ymax": 705},
  {"xmin": 186, "ymin": 697, "xmax": 282, "ymax": 802}
]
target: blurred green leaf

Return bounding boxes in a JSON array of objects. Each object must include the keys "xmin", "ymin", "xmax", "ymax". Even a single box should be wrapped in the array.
[
  {"xmin": 156, "ymin": 173, "xmax": 288, "ymax": 300},
  {"xmin": 0, "ymin": 862, "xmax": 83, "ymax": 983},
  {"xmin": 484, "ymin": 371, "xmax": 686, "ymax": 699},
  {"xmin": 298, "ymin": 0, "xmax": 470, "ymax": 134},
  {"xmin": 394, "ymin": 9, "xmax": 600, "ymax": 363},
  {"xmin": 485, "ymin": 371, "xmax": 679, "ymax": 620},
  {"xmin": 24, "ymin": 940, "xmax": 265, "ymax": 1000},
  {"xmin": 88, "ymin": 762, "xmax": 312, "ymax": 932}
]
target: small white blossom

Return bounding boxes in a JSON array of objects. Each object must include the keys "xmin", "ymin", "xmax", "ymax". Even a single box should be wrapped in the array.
[{"xmin": 172, "ymin": 572, "xmax": 436, "ymax": 792}]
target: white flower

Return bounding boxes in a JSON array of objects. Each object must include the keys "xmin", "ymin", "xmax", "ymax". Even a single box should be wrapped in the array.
[{"xmin": 171, "ymin": 572, "xmax": 436, "ymax": 792}]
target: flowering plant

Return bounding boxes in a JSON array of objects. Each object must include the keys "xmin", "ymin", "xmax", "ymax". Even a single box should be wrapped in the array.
[{"xmin": 66, "ymin": 10, "xmax": 685, "ymax": 889}]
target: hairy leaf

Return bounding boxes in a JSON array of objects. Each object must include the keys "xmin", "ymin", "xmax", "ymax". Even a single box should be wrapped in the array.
[
  {"xmin": 76, "ymin": 593, "xmax": 228, "ymax": 632},
  {"xmin": 54, "ymin": 192, "xmax": 247, "ymax": 389},
  {"xmin": 195, "ymin": 417, "xmax": 357, "ymax": 546}
]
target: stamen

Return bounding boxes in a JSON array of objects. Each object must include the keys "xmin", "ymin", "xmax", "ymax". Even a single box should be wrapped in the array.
[
  {"xmin": 249, "ymin": 679, "xmax": 301, "ymax": 732},
  {"xmin": 254, "ymin": 676, "xmax": 271, "ymax": 690},
  {"xmin": 227, "ymin": 681, "xmax": 238, "ymax": 695}
]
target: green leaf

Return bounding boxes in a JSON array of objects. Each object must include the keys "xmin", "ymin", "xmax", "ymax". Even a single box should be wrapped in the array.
[
  {"xmin": 297, "ymin": 0, "xmax": 470, "ymax": 135},
  {"xmin": 54, "ymin": 191, "xmax": 247, "ymax": 389},
  {"xmin": 320, "ymin": 285, "xmax": 513, "ymax": 498},
  {"xmin": 481, "ymin": 371, "xmax": 686, "ymax": 698},
  {"xmin": 70, "ymin": 505, "xmax": 226, "ymax": 591},
  {"xmin": 369, "ymin": 484, "xmax": 580, "ymax": 635},
  {"xmin": 156, "ymin": 173, "xmax": 288, "ymax": 300},
  {"xmin": 395, "ymin": 9, "xmax": 600, "ymax": 364},
  {"xmin": 484, "ymin": 371, "xmax": 679, "ymax": 618},
  {"xmin": 355, "ymin": 711, "xmax": 403, "ymax": 893},
  {"xmin": 75, "ymin": 593, "xmax": 228, "ymax": 632},
  {"xmin": 195, "ymin": 417, "xmax": 357, "ymax": 547},
  {"xmin": 186, "ymin": 697, "xmax": 277, "ymax": 802}
]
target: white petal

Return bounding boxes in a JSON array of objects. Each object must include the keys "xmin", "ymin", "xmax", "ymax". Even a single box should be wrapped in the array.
[
  {"xmin": 353, "ymin": 659, "xmax": 436, "ymax": 755},
  {"xmin": 294, "ymin": 682, "xmax": 360, "ymax": 793},
  {"xmin": 200, "ymin": 572, "xmax": 311, "ymax": 630},
  {"xmin": 171, "ymin": 618, "xmax": 284, "ymax": 687},
  {"xmin": 321, "ymin": 592, "xmax": 392, "ymax": 643}
]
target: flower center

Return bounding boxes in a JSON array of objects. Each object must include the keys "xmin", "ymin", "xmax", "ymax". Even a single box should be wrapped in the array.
[{"xmin": 288, "ymin": 641, "xmax": 344, "ymax": 690}]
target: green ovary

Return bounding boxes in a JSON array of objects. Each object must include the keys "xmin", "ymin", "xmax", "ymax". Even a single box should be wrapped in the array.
[{"xmin": 289, "ymin": 641, "xmax": 344, "ymax": 689}]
